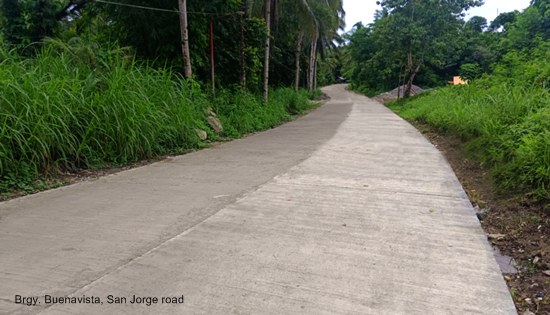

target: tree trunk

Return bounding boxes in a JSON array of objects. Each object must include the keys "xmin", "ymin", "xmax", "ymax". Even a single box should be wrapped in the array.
[
  {"xmin": 307, "ymin": 32, "xmax": 318, "ymax": 92},
  {"xmin": 263, "ymin": 0, "xmax": 272, "ymax": 101},
  {"xmin": 397, "ymin": 65, "xmax": 404, "ymax": 100},
  {"xmin": 405, "ymin": 65, "xmax": 420, "ymax": 97},
  {"xmin": 294, "ymin": 31, "xmax": 304, "ymax": 91},
  {"xmin": 313, "ymin": 56, "xmax": 318, "ymax": 90},
  {"xmin": 404, "ymin": 51, "xmax": 420, "ymax": 97},
  {"xmin": 239, "ymin": 11, "xmax": 246, "ymax": 87},
  {"xmin": 178, "ymin": 0, "xmax": 192, "ymax": 78}
]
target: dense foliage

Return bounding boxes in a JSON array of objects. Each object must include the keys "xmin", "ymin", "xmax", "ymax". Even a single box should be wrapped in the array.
[
  {"xmin": 343, "ymin": 0, "xmax": 550, "ymax": 96},
  {"xmin": 371, "ymin": 1, "xmax": 550, "ymax": 202},
  {"xmin": 0, "ymin": 0, "xmax": 344, "ymax": 90},
  {"xmin": 0, "ymin": 0, "xmax": 342, "ymax": 194},
  {"xmin": 396, "ymin": 45, "xmax": 549, "ymax": 201},
  {"xmin": 0, "ymin": 42, "xmax": 315, "ymax": 193}
]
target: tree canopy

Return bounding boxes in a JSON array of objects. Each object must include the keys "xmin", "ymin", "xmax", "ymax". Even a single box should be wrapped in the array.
[
  {"xmin": 343, "ymin": 0, "xmax": 550, "ymax": 96},
  {"xmin": 0, "ymin": 0, "xmax": 344, "ymax": 93}
]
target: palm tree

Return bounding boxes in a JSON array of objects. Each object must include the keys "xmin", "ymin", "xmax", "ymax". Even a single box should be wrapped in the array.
[
  {"xmin": 248, "ymin": 0, "xmax": 344, "ymax": 94},
  {"xmin": 291, "ymin": 0, "xmax": 317, "ymax": 91},
  {"xmin": 294, "ymin": 31, "xmax": 304, "ymax": 91},
  {"xmin": 307, "ymin": 0, "xmax": 345, "ymax": 91}
]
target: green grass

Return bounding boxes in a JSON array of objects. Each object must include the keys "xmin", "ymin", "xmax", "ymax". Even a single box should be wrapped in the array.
[
  {"xmin": 212, "ymin": 87, "xmax": 312, "ymax": 137},
  {"xmin": 391, "ymin": 54, "xmax": 550, "ymax": 202},
  {"xmin": 0, "ymin": 41, "xmax": 315, "ymax": 195}
]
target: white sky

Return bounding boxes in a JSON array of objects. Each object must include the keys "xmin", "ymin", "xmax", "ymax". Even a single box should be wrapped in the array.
[{"xmin": 343, "ymin": 0, "xmax": 532, "ymax": 32}]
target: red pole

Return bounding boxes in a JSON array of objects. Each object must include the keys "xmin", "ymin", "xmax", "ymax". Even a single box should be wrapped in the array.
[{"xmin": 210, "ymin": 17, "xmax": 215, "ymax": 92}]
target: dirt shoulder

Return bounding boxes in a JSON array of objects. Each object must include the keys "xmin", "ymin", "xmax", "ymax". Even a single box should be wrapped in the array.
[{"xmin": 410, "ymin": 121, "xmax": 550, "ymax": 315}]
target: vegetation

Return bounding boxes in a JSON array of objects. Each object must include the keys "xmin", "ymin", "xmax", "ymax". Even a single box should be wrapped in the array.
[
  {"xmin": 395, "ymin": 46, "xmax": 549, "ymax": 200},
  {"xmin": 0, "ymin": 0, "xmax": 342, "ymax": 194},
  {"xmin": 347, "ymin": 1, "xmax": 549, "ymax": 202},
  {"xmin": 343, "ymin": 0, "xmax": 550, "ymax": 96},
  {"xmin": 0, "ymin": 42, "xmax": 315, "ymax": 194}
]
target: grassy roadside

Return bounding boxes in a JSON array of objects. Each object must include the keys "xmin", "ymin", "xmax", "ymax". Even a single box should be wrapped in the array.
[
  {"xmin": 388, "ymin": 83, "xmax": 549, "ymax": 203},
  {"xmin": 0, "ymin": 42, "xmax": 318, "ymax": 199},
  {"xmin": 385, "ymin": 84, "xmax": 549, "ymax": 313}
]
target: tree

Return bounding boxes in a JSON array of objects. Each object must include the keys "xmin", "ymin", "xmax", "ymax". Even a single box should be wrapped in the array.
[
  {"xmin": 249, "ymin": 0, "xmax": 343, "ymax": 92},
  {"xmin": 0, "ymin": 0, "xmax": 70, "ymax": 48},
  {"xmin": 488, "ymin": 11, "xmax": 518, "ymax": 32},
  {"xmin": 375, "ymin": 0, "xmax": 483, "ymax": 96},
  {"xmin": 88, "ymin": 0, "xmax": 254, "ymax": 86},
  {"xmin": 307, "ymin": 0, "xmax": 344, "ymax": 91},
  {"xmin": 507, "ymin": 3, "xmax": 550, "ymax": 49},
  {"xmin": 178, "ymin": 0, "xmax": 192, "ymax": 78},
  {"xmin": 263, "ymin": 0, "xmax": 271, "ymax": 100},
  {"xmin": 466, "ymin": 16, "xmax": 487, "ymax": 32}
]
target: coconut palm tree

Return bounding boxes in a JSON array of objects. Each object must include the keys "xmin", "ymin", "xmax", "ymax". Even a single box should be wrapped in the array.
[
  {"xmin": 307, "ymin": 0, "xmax": 345, "ymax": 91},
  {"xmin": 248, "ymin": 0, "xmax": 344, "ymax": 94}
]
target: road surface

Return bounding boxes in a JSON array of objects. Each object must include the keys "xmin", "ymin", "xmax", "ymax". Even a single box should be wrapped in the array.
[{"xmin": 0, "ymin": 85, "xmax": 516, "ymax": 314}]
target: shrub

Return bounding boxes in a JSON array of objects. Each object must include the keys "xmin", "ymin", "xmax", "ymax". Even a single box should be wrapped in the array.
[
  {"xmin": 0, "ymin": 40, "xmax": 314, "ymax": 194},
  {"xmin": 398, "ymin": 48, "xmax": 550, "ymax": 201}
]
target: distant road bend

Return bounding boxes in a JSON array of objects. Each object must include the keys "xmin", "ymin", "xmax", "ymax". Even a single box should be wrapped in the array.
[{"xmin": 0, "ymin": 85, "xmax": 516, "ymax": 314}]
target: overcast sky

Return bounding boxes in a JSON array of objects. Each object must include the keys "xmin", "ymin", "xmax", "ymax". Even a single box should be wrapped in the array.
[{"xmin": 343, "ymin": 0, "xmax": 532, "ymax": 32}]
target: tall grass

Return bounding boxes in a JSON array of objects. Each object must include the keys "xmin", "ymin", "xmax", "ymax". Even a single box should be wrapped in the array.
[
  {"xmin": 395, "ymin": 46, "xmax": 550, "ymax": 202},
  {"xmin": 0, "ymin": 40, "xmax": 314, "ymax": 193}
]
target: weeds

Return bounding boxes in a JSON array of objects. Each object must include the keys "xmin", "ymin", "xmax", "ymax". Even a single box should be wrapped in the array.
[
  {"xmin": 0, "ymin": 41, "xmax": 314, "ymax": 194},
  {"xmin": 393, "ymin": 47, "xmax": 550, "ymax": 202}
]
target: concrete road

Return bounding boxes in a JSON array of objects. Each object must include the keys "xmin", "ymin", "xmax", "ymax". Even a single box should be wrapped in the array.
[{"xmin": 0, "ymin": 85, "xmax": 516, "ymax": 314}]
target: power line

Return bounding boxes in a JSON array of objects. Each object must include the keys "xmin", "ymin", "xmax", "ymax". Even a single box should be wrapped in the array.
[
  {"xmin": 94, "ymin": 0, "xmax": 243, "ymax": 16},
  {"xmin": 94, "ymin": 0, "xmax": 178, "ymax": 13}
]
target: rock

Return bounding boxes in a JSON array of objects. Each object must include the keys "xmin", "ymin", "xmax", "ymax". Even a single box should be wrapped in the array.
[
  {"xmin": 533, "ymin": 256, "xmax": 540, "ymax": 264},
  {"xmin": 476, "ymin": 212, "xmax": 487, "ymax": 221},
  {"xmin": 542, "ymin": 270, "xmax": 550, "ymax": 277},
  {"xmin": 488, "ymin": 233, "xmax": 506, "ymax": 241},
  {"xmin": 206, "ymin": 107, "xmax": 217, "ymax": 117},
  {"xmin": 195, "ymin": 129, "xmax": 207, "ymax": 141},
  {"xmin": 523, "ymin": 310, "xmax": 535, "ymax": 315},
  {"xmin": 473, "ymin": 206, "xmax": 487, "ymax": 221},
  {"xmin": 207, "ymin": 116, "xmax": 223, "ymax": 133}
]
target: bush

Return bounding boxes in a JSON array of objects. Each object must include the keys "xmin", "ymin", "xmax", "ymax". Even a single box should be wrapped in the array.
[
  {"xmin": 397, "ymin": 48, "xmax": 550, "ymax": 201},
  {"xmin": 0, "ymin": 40, "xmax": 314, "ymax": 194}
]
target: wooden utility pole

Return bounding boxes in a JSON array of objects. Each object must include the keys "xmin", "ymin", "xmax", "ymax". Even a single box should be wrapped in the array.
[{"xmin": 179, "ymin": 0, "xmax": 192, "ymax": 78}]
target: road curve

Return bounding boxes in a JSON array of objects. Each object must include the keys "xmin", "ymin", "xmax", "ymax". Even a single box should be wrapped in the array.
[{"xmin": 0, "ymin": 85, "xmax": 515, "ymax": 314}]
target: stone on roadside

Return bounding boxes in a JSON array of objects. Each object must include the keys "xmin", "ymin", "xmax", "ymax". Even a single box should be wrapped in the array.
[
  {"xmin": 195, "ymin": 129, "xmax": 208, "ymax": 140},
  {"xmin": 208, "ymin": 116, "xmax": 223, "ymax": 133},
  {"xmin": 488, "ymin": 233, "xmax": 506, "ymax": 241},
  {"xmin": 206, "ymin": 107, "xmax": 217, "ymax": 117}
]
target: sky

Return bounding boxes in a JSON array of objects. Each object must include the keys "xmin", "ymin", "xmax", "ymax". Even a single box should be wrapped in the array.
[{"xmin": 343, "ymin": 0, "xmax": 532, "ymax": 32}]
